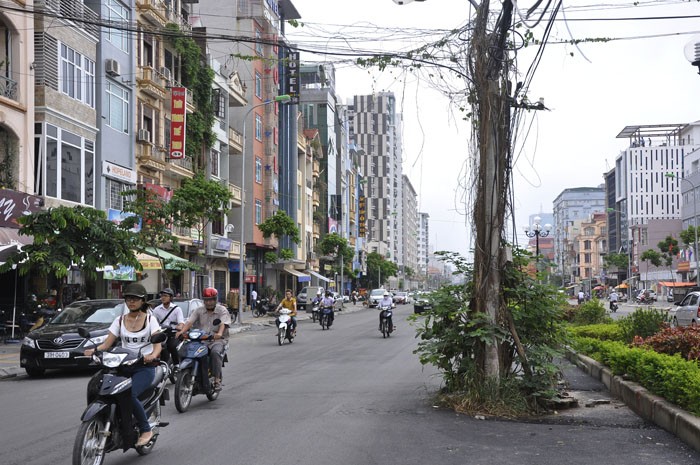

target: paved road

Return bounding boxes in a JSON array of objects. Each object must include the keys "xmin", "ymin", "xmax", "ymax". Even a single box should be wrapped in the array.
[{"xmin": 1, "ymin": 304, "xmax": 699, "ymax": 465}]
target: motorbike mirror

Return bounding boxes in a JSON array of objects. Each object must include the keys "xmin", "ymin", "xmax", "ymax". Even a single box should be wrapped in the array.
[
  {"xmin": 78, "ymin": 327, "xmax": 91, "ymax": 338},
  {"xmin": 150, "ymin": 332, "xmax": 167, "ymax": 344}
]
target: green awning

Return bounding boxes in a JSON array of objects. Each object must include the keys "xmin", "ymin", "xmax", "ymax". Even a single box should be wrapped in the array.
[{"xmin": 143, "ymin": 247, "xmax": 200, "ymax": 271}]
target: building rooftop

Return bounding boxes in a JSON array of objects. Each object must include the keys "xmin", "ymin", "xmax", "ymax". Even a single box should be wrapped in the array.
[{"xmin": 616, "ymin": 124, "xmax": 686, "ymax": 141}]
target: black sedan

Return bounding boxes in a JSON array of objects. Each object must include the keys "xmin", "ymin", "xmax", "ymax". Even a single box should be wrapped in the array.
[
  {"xmin": 20, "ymin": 299, "xmax": 125, "ymax": 377},
  {"xmin": 413, "ymin": 293, "xmax": 433, "ymax": 314}
]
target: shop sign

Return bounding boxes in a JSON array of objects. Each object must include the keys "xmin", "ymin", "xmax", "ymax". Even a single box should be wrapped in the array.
[
  {"xmin": 169, "ymin": 87, "xmax": 187, "ymax": 159},
  {"xmin": 0, "ymin": 188, "xmax": 43, "ymax": 228}
]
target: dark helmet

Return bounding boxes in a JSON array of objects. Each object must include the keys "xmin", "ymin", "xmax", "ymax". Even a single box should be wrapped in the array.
[
  {"xmin": 202, "ymin": 287, "xmax": 218, "ymax": 299},
  {"xmin": 325, "ymin": 290, "xmax": 332, "ymax": 297},
  {"xmin": 160, "ymin": 288, "xmax": 175, "ymax": 297},
  {"xmin": 123, "ymin": 283, "xmax": 147, "ymax": 299}
]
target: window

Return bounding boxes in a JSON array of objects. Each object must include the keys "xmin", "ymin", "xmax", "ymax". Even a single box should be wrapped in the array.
[
  {"xmin": 212, "ymin": 88, "xmax": 225, "ymax": 119},
  {"xmin": 583, "ymin": 240, "xmax": 591, "ymax": 250},
  {"xmin": 255, "ymin": 199, "xmax": 262, "ymax": 224},
  {"xmin": 255, "ymin": 157, "xmax": 262, "ymax": 183},
  {"xmin": 255, "ymin": 114, "xmax": 262, "ymax": 141},
  {"xmin": 106, "ymin": 178, "xmax": 128, "ymax": 210},
  {"xmin": 41, "ymin": 123, "xmax": 94, "ymax": 205},
  {"xmin": 211, "ymin": 148, "xmax": 220, "ymax": 178},
  {"xmin": 255, "ymin": 29, "xmax": 263, "ymax": 56},
  {"xmin": 106, "ymin": 0, "xmax": 129, "ymax": 52},
  {"xmin": 106, "ymin": 81, "xmax": 129, "ymax": 132},
  {"xmin": 255, "ymin": 72, "xmax": 262, "ymax": 99},
  {"xmin": 60, "ymin": 43, "xmax": 95, "ymax": 107}
]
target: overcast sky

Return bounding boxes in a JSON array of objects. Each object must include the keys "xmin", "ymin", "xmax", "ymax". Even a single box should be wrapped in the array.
[{"xmin": 286, "ymin": 0, "xmax": 700, "ymax": 259}]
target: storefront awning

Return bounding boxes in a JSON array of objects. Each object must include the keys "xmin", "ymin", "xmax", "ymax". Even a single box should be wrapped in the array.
[
  {"xmin": 307, "ymin": 269, "xmax": 331, "ymax": 283},
  {"xmin": 0, "ymin": 227, "xmax": 32, "ymax": 246},
  {"xmin": 284, "ymin": 266, "xmax": 311, "ymax": 282},
  {"xmin": 141, "ymin": 247, "xmax": 200, "ymax": 271},
  {"xmin": 659, "ymin": 281, "xmax": 697, "ymax": 288}
]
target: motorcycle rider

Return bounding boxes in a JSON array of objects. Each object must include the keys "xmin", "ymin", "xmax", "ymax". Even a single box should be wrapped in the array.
[
  {"xmin": 275, "ymin": 289, "xmax": 298, "ymax": 334},
  {"xmin": 176, "ymin": 287, "xmax": 230, "ymax": 392},
  {"xmin": 319, "ymin": 290, "xmax": 335, "ymax": 327},
  {"xmin": 152, "ymin": 288, "xmax": 184, "ymax": 370},
  {"xmin": 609, "ymin": 289, "xmax": 619, "ymax": 312},
  {"xmin": 378, "ymin": 291, "xmax": 394, "ymax": 332},
  {"xmin": 83, "ymin": 282, "xmax": 162, "ymax": 447}
]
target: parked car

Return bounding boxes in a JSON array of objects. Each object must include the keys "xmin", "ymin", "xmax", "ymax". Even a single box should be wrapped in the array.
[
  {"xmin": 393, "ymin": 291, "xmax": 409, "ymax": 305},
  {"xmin": 20, "ymin": 299, "xmax": 126, "ymax": 377},
  {"xmin": 368, "ymin": 288, "xmax": 387, "ymax": 308},
  {"xmin": 672, "ymin": 291, "xmax": 700, "ymax": 327},
  {"xmin": 413, "ymin": 292, "xmax": 433, "ymax": 314},
  {"xmin": 147, "ymin": 297, "xmax": 204, "ymax": 320}
]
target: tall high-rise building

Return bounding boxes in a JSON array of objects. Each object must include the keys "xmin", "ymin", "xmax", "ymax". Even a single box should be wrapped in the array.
[
  {"xmin": 348, "ymin": 92, "xmax": 403, "ymax": 264},
  {"xmin": 418, "ymin": 212, "xmax": 430, "ymax": 275},
  {"xmin": 402, "ymin": 175, "xmax": 418, "ymax": 278}
]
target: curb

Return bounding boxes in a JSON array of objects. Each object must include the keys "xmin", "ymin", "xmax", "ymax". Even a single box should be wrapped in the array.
[{"xmin": 566, "ymin": 349, "xmax": 700, "ymax": 453}]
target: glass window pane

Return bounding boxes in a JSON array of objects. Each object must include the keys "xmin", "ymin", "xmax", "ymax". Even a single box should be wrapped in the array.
[
  {"xmin": 61, "ymin": 142, "xmax": 81, "ymax": 202},
  {"xmin": 46, "ymin": 138, "xmax": 58, "ymax": 197}
]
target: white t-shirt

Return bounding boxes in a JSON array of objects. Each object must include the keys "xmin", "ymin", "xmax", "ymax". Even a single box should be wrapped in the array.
[
  {"xmin": 108, "ymin": 313, "xmax": 161, "ymax": 355},
  {"xmin": 152, "ymin": 303, "xmax": 184, "ymax": 326}
]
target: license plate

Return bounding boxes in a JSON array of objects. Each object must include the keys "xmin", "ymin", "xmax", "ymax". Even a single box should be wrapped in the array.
[{"xmin": 44, "ymin": 351, "xmax": 70, "ymax": 359}]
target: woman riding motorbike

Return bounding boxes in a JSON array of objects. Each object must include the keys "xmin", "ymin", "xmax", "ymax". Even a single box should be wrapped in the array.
[{"xmin": 83, "ymin": 282, "xmax": 162, "ymax": 447}]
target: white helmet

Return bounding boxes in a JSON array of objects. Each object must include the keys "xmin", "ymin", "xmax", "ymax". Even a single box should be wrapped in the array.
[{"xmin": 383, "ymin": 291, "xmax": 390, "ymax": 297}]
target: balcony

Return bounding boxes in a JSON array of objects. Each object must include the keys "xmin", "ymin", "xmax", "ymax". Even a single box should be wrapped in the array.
[
  {"xmin": 228, "ymin": 127, "xmax": 243, "ymax": 154},
  {"xmin": 227, "ymin": 72, "xmax": 247, "ymax": 107},
  {"xmin": 163, "ymin": 4, "xmax": 191, "ymax": 31},
  {"xmin": 297, "ymin": 131, "xmax": 306, "ymax": 152},
  {"xmin": 312, "ymin": 160, "xmax": 320, "ymax": 178},
  {"xmin": 44, "ymin": 0, "xmax": 99, "ymax": 38},
  {"xmin": 167, "ymin": 155, "xmax": 194, "ymax": 179},
  {"xmin": 137, "ymin": 66, "xmax": 166, "ymax": 99},
  {"xmin": 0, "ymin": 76, "xmax": 19, "ymax": 101},
  {"xmin": 136, "ymin": 143, "xmax": 166, "ymax": 172},
  {"xmin": 312, "ymin": 191, "xmax": 320, "ymax": 208},
  {"xmin": 228, "ymin": 182, "xmax": 242, "ymax": 207},
  {"xmin": 136, "ymin": 0, "xmax": 167, "ymax": 27},
  {"xmin": 185, "ymin": 89, "xmax": 195, "ymax": 113},
  {"xmin": 229, "ymin": 240, "xmax": 241, "ymax": 259},
  {"xmin": 313, "ymin": 223, "xmax": 320, "ymax": 239}
]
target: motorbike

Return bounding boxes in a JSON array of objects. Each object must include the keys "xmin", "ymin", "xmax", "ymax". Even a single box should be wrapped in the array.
[
  {"xmin": 159, "ymin": 321, "xmax": 184, "ymax": 384},
  {"xmin": 609, "ymin": 302, "xmax": 619, "ymax": 313},
  {"xmin": 174, "ymin": 321, "xmax": 228, "ymax": 413},
  {"xmin": 73, "ymin": 329, "xmax": 169, "ymax": 465},
  {"xmin": 319, "ymin": 306, "xmax": 333, "ymax": 330},
  {"xmin": 378, "ymin": 303, "xmax": 394, "ymax": 338},
  {"xmin": 276, "ymin": 308, "xmax": 295, "ymax": 345},
  {"xmin": 254, "ymin": 298, "xmax": 273, "ymax": 318}
]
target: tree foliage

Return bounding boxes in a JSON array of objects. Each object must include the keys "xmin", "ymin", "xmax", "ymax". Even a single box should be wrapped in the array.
[
  {"xmin": 257, "ymin": 210, "xmax": 300, "ymax": 244},
  {"xmin": 603, "ymin": 252, "xmax": 628, "ymax": 270},
  {"xmin": 365, "ymin": 252, "xmax": 398, "ymax": 288},
  {"xmin": 170, "ymin": 172, "xmax": 232, "ymax": 245},
  {"xmin": 0, "ymin": 206, "xmax": 139, "ymax": 279}
]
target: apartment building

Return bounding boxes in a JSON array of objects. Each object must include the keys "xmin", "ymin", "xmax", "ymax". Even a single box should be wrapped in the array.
[
  {"xmin": 418, "ymin": 212, "xmax": 430, "ymax": 276},
  {"xmin": 402, "ymin": 175, "xmax": 418, "ymax": 283}
]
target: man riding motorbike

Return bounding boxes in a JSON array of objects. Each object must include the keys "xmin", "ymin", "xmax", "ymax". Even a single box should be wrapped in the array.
[
  {"xmin": 319, "ymin": 290, "xmax": 335, "ymax": 327},
  {"xmin": 83, "ymin": 282, "xmax": 162, "ymax": 447},
  {"xmin": 152, "ymin": 288, "xmax": 184, "ymax": 370},
  {"xmin": 275, "ymin": 289, "xmax": 298, "ymax": 334},
  {"xmin": 176, "ymin": 288, "xmax": 230, "ymax": 392},
  {"xmin": 378, "ymin": 291, "xmax": 394, "ymax": 332}
]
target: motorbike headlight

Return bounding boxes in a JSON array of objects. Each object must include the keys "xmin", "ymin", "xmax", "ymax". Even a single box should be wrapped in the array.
[
  {"xmin": 102, "ymin": 352, "xmax": 128, "ymax": 368},
  {"xmin": 22, "ymin": 337, "xmax": 36, "ymax": 349},
  {"xmin": 83, "ymin": 334, "xmax": 108, "ymax": 348}
]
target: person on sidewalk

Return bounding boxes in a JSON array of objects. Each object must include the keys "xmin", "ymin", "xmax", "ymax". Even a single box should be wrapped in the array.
[
  {"xmin": 177, "ymin": 287, "xmax": 230, "ymax": 392},
  {"xmin": 152, "ymin": 288, "xmax": 184, "ymax": 369},
  {"xmin": 578, "ymin": 290, "xmax": 585, "ymax": 305},
  {"xmin": 83, "ymin": 282, "xmax": 162, "ymax": 447}
]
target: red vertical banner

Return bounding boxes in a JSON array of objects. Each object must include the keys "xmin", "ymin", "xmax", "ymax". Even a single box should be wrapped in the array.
[{"xmin": 169, "ymin": 87, "xmax": 187, "ymax": 160}]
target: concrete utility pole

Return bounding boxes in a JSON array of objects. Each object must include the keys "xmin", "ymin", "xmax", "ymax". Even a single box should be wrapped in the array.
[{"xmin": 471, "ymin": 0, "xmax": 514, "ymax": 382}]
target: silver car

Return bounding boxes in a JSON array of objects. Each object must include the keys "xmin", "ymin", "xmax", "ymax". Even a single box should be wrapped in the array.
[{"xmin": 672, "ymin": 291, "xmax": 700, "ymax": 327}]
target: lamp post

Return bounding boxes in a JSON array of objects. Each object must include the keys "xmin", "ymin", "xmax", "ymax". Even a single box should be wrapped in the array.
[
  {"xmin": 524, "ymin": 216, "xmax": 552, "ymax": 276},
  {"xmin": 666, "ymin": 173, "xmax": 700, "ymax": 286},
  {"xmin": 237, "ymin": 95, "xmax": 291, "ymax": 321}
]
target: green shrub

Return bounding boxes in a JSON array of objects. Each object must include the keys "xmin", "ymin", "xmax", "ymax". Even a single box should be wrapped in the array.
[
  {"xmin": 572, "ymin": 336, "xmax": 700, "ymax": 415},
  {"xmin": 617, "ymin": 307, "xmax": 668, "ymax": 343},
  {"xmin": 631, "ymin": 326, "xmax": 700, "ymax": 360},
  {"xmin": 568, "ymin": 323, "xmax": 623, "ymax": 341},
  {"xmin": 572, "ymin": 299, "xmax": 611, "ymax": 326}
]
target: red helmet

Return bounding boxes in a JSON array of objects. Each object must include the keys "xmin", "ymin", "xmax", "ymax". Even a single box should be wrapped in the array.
[{"xmin": 202, "ymin": 287, "xmax": 218, "ymax": 299}]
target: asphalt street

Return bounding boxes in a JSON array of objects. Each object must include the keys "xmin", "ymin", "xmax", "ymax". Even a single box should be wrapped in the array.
[{"xmin": 1, "ymin": 303, "xmax": 699, "ymax": 465}]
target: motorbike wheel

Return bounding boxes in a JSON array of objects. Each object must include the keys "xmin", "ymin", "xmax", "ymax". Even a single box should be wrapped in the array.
[
  {"xmin": 312, "ymin": 311, "xmax": 317, "ymax": 322},
  {"xmin": 174, "ymin": 369, "xmax": 194, "ymax": 413},
  {"xmin": 206, "ymin": 376, "xmax": 220, "ymax": 401},
  {"xmin": 381, "ymin": 320, "xmax": 387, "ymax": 338},
  {"xmin": 320, "ymin": 315, "xmax": 327, "ymax": 330},
  {"xmin": 72, "ymin": 417, "xmax": 107, "ymax": 465},
  {"xmin": 278, "ymin": 328, "xmax": 284, "ymax": 346},
  {"xmin": 136, "ymin": 402, "xmax": 159, "ymax": 455}
]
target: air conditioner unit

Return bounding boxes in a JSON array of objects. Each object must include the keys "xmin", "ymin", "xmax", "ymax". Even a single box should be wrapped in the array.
[
  {"xmin": 105, "ymin": 59, "xmax": 120, "ymax": 77},
  {"xmin": 137, "ymin": 128, "xmax": 151, "ymax": 142},
  {"xmin": 159, "ymin": 67, "xmax": 172, "ymax": 81}
]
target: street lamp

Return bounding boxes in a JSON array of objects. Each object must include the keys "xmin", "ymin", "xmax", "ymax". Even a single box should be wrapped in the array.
[
  {"xmin": 237, "ymin": 95, "xmax": 291, "ymax": 321},
  {"xmin": 523, "ymin": 216, "xmax": 552, "ymax": 272},
  {"xmin": 665, "ymin": 173, "xmax": 700, "ymax": 286}
]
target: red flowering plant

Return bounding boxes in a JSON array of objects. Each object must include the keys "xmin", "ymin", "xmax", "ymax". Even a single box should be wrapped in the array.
[{"xmin": 631, "ymin": 326, "xmax": 700, "ymax": 360}]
